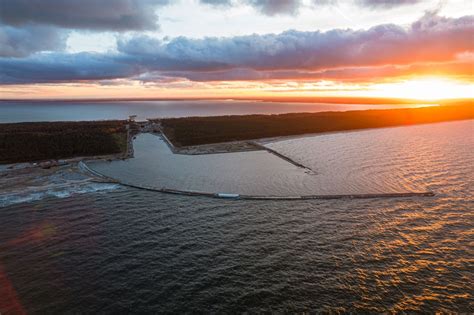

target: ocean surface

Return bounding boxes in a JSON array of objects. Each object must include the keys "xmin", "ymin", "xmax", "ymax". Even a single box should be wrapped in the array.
[
  {"xmin": 1, "ymin": 120, "xmax": 473, "ymax": 313},
  {"xmin": 0, "ymin": 100, "xmax": 431, "ymax": 123}
]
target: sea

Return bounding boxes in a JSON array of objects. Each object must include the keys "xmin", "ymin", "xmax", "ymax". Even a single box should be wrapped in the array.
[
  {"xmin": 0, "ymin": 100, "xmax": 472, "ymax": 313},
  {"xmin": 0, "ymin": 99, "xmax": 431, "ymax": 122}
]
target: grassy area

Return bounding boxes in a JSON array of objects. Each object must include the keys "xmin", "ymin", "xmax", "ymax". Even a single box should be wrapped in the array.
[
  {"xmin": 160, "ymin": 102, "xmax": 473, "ymax": 147},
  {"xmin": 0, "ymin": 120, "xmax": 128, "ymax": 163}
]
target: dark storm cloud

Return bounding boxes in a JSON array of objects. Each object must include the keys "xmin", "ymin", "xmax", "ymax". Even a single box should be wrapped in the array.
[
  {"xmin": 0, "ymin": 25, "xmax": 67, "ymax": 57},
  {"xmin": 1, "ymin": 13, "xmax": 472, "ymax": 84},
  {"xmin": 0, "ymin": 0, "xmax": 170, "ymax": 57},
  {"xmin": 0, "ymin": 53, "xmax": 139, "ymax": 84},
  {"xmin": 0, "ymin": 0, "xmax": 169, "ymax": 31}
]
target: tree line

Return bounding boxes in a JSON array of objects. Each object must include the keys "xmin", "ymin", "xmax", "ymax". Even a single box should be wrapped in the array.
[
  {"xmin": 0, "ymin": 120, "xmax": 128, "ymax": 163},
  {"xmin": 160, "ymin": 102, "xmax": 473, "ymax": 147}
]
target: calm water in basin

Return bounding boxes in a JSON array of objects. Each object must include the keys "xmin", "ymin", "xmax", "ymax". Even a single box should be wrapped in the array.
[{"xmin": 87, "ymin": 133, "xmax": 313, "ymax": 196}]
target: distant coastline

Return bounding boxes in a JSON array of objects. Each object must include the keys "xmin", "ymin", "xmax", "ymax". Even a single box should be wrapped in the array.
[{"xmin": 0, "ymin": 96, "xmax": 464, "ymax": 104}]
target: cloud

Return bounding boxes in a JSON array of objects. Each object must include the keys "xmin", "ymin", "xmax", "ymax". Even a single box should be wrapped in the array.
[
  {"xmin": 117, "ymin": 36, "xmax": 232, "ymax": 71},
  {"xmin": 0, "ymin": 0, "xmax": 170, "ymax": 57},
  {"xmin": 200, "ymin": 0, "xmax": 232, "ymax": 6},
  {"xmin": 117, "ymin": 13, "xmax": 473, "ymax": 70},
  {"xmin": 200, "ymin": 0, "xmax": 423, "ymax": 14},
  {"xmin": 199, "ymin": 0, "xmax": 301, "ymax": 15},
  {"xmin": 150, "ymin": 59, "xmax": 474, "ymax": 83},
  {"xmin": 1, "ymin": 13, "xmax": 472, "ymax": 84},
  {"xmin": 0, "ymin": 52, "xmax": 139, "ymax": 84},
  {"xmin": 246, "ymin": 0, "xmax": 302, "ymax": 15},
  {"xmin": 0, "ymin": 25, "xmax": 67, "ymax": 57},
  {"xmin": 0, "ymin": 0, "xmax": 169, "ymax": 31},
  {"xmin": 355, "ymin": 0, "xmax": 422, "ymax": 9}
]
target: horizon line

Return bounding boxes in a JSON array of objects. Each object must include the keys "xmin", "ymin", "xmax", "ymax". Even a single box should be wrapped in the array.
[{"xmin": 1, "ymin": 96, "xmax": 472, "ymax": 104}]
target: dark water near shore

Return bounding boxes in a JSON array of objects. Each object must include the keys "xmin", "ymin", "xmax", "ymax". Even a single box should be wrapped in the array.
[
  {"xmin": 0, "ymin": 100, "xmax": 431, "ymax": 122},
  {"xmin": 1, "ymin": 121, "xmax": 473, "ymax": 313},
  {"xmin": 1, "ymin": 188, "xmax": 472, "ymax": 313}
]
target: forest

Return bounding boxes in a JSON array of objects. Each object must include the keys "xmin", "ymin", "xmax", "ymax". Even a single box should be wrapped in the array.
[
  {"xmin": 0, "ymin": 120, "xmax": 128, "ymax": 163},
  {"xmin": 160, "ymin": 102, "xmax": 473, "ymax": 147}
]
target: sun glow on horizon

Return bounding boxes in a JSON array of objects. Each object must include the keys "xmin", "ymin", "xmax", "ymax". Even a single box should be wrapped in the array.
[
  {"xmin": 368, "ymin": 77, "xmax": 474, "ymax": 101},
  {"xmin": 0, "ymin": 76, "xmax": 472, "ymax": 101}
]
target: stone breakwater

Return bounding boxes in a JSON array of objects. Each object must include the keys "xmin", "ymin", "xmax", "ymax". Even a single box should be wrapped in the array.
[{"xmin": 249, "ymin": 141, "xmax": 314, "ymax": 172}]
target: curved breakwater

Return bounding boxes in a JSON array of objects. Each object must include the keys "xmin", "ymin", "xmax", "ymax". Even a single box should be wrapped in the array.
[
  {"xmin": 79, "ymin": 161, "xmax": 434, "ymax": 200},
  {"xmin": 81, "ymin": 159, "xmax": 433, "ymax": 200}
]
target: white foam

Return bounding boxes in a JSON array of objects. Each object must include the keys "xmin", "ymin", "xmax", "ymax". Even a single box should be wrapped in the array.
[{"xmin": 0, "ymin": 182, "xmax": 120, "ymax": 207}]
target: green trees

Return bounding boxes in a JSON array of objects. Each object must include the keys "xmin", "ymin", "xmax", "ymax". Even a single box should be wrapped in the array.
[
  {"xmin": 0, "ymin": 121, "xmax": 128, "ymax": 163},
  {"xmin": 161, "ymin": 103, "xmax": 473, "ymax": 146}
]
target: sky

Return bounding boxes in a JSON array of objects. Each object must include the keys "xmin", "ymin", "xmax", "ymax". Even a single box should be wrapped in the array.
[{"xmin": 0, "ymin": 0, "xmax": 473, "ymax": 100}]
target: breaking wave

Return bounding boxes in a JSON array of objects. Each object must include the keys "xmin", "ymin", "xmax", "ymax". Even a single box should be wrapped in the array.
[{"xmin": 0, "ymin": 182, "xmax": 120, "ymax": 207}]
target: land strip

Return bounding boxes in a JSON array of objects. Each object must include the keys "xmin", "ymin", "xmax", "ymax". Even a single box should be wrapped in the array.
[
  {"xmin": 158, "ymin": 101, "xmax": 473, "ymax": 147},
  {"xmin": 0, "ymin": 120, "xmax": 129, "ymax": 164}
]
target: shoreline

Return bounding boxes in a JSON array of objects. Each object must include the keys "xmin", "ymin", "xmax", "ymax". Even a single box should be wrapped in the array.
[
  {"xmin": 158, "ymin": 102, "xmax": 473, "ymax": 147},
  {"xmin": 158, "ymin": 118, "xmax": 474, "ymax": 155}
]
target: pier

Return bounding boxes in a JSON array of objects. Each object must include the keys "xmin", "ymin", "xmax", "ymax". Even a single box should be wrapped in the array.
[{"xmin": 250, "ymin": 141, "xmax": 314, "ymax": 172}]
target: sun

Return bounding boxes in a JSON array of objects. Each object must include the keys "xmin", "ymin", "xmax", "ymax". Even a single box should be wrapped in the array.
[{"xmin": 369, "ymin": 77, "xmax": 474, "ymax": 101}]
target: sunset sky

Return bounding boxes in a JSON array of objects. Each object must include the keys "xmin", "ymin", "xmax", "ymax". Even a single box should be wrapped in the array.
[{"xmin": 0, "ymin": 0, "xmax": 473, "ymax": 100}]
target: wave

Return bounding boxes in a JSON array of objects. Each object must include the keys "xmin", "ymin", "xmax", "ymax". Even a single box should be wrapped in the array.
[{"xmin": 0, "ymin": 182, "xmax": 120, "ymax": 207}]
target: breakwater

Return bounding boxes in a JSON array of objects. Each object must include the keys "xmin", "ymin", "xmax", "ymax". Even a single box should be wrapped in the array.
[
  {"xmin": 250, "ymin": 141, "xmax": 314, "ymax": 172},
  {"xmin": 79, "ymin": 161, "xmax": 434, "ymax": 200}
]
